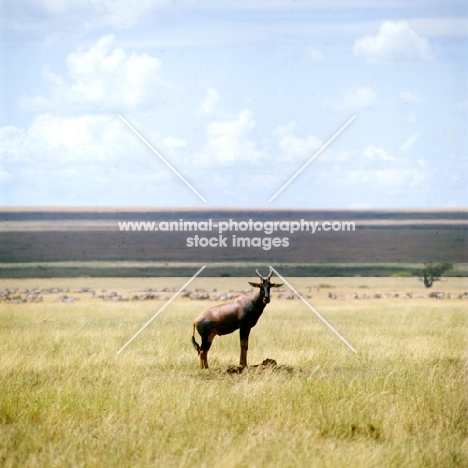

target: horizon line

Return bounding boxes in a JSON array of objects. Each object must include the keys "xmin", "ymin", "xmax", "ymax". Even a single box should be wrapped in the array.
[{"xmin": 1, "ymin": 206, "xmax": 467, "ymax": 213}]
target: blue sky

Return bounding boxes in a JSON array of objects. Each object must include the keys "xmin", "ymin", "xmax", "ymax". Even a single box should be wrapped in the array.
[{"xmin": 0, "ymin": 0, "xmax": 467, "ymax": 208}]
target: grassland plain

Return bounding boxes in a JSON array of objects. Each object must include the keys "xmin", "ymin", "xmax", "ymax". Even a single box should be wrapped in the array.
[{"xmin": 0, "ymin": 277, "xmax": 467, "ymax": 467}]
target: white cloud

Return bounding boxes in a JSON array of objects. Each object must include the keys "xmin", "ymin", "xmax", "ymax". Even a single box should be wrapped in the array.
[
  {"xmin": 1, "ymin": 114, "xmax": 133, "ymax": 165},
  {"xmin": 315, "ymin": 145, "xmax": 427, "ymax": 192},
  {"xmin": 273, "ymin": 122, "xmax": 322, "ymax": 161},
  {"xmin": 401, "ymin": 91, "xmax": 422, "ymax": 104},
  {"xmin": 25, "ymin": 35, "xmax": 166, "ymax": 111},
  {"xmin": 163, "ymin": 136, "xmax": 186, "ymax": 149},
  {"xmin": 0, "ymin": 113, "xmax": 186, "ymax": 172},
  {"xmin": 336, "ymin": 168, "xmax": 427, "ymax": 190},
  {"xmin": 353, "ymin": 21, "xmax": 433, "ymax": 64},
  {"xmin": 363, "ymin": 145, "xmax": 395, "ymax": 161},
  {"xmin": 198, "ymin": 88, "xmax": 220, "ymax": 116},
  {"xmin": 400, "ymin": 133, "xmax": 419, "ymax": 152},
  {"xmin": 0, "ymin": 113, "xmax": 189, "ymax": 204},
  {"xmin": 307, "ymin": 48, "xmax": 324, "ymax": 61},
  {"xmin": 196, "ymin": 109, "xmax": 264, "ymax": 164},
  {"xmin": 323, "ymin": 86, "xmax": 378, "ymax": 111}
]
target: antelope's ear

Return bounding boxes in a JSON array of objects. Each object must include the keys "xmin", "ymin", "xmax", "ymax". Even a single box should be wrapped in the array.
[
  {"xmin": 270, "ymin": 283, "xmax": 284, "ymax": 288},
  {"xmin": 248, "ymin": 281, "xmax": 262, "ymax": 288}
]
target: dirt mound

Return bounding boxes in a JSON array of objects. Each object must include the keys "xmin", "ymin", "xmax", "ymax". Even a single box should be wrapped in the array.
[
  {"xmin": 219, "ymin": 365, "xmax": 244, "ymax": 374},
  {"xmin": 218, "ymin": 358, "xmax": 294, "ymax": 375},
  {"xmin": 254, "ymin": 358, "xmax": 277, "ymax": 367}
]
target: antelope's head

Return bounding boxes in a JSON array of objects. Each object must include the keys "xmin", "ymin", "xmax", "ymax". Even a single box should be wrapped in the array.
[{"xmin": 248, "ymin": 268, "xmax": 283, "ymax": 304}]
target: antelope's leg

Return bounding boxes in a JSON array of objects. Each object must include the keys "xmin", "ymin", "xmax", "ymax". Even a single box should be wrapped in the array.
[
  {"xmin": 200, "ymin": 329, "xmax": 217, "ymax": 369},
  {"xmin": 239, "ymin": 327, "xmax": 251, "ymax": 367},
  {"xmin": 240, "ymin": 339, "xmax": 248, "ymax": 367},
  {"xmin": 199, "ymin": 349, "xmax": 207, "ymax": 369}
]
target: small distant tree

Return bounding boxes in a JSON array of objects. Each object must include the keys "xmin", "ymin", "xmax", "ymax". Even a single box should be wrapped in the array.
[{"xmin": 415, "ymin": 262, "xmax": 453, "ymax": 288}]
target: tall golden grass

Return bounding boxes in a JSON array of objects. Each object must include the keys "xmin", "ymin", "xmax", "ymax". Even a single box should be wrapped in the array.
[{"xmin": 1, "ymin": 277, "xmax": 467, "ymax": 467}]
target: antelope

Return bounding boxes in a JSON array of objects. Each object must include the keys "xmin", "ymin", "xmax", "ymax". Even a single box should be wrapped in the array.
[{"xmin": 191, "ymin": 268, "xmax": 283, "ymax": 369}]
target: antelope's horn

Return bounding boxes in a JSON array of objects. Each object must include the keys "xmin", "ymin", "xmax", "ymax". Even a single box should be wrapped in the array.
[
  {"xmin": 255, "ymin": 269, "xmax": 263, "ymax": 279},
  {"xmin": 267, "ymin": 268, "xmax": 273, "ymax": 280}
]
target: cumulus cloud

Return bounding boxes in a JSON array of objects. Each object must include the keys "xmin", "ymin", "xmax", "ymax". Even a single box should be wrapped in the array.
[
  {"xmin": 163, "ymin": 136, "xmax": 186, "ymax": 149},
  {"xmin": 336, "ymin": 168, "xmax": 427, "ymax": 190},
  {"xmin": 401, "ymin": 91, "xmax": 422, "ymax": 104},
  {"xmin": 0, "ymin": 113, "xmax": 190, "ymax": 204},
  {"xmin": 1, "ymin": 114, "xmax": 134, "ymax": 165},
  {"xmin": 25, "ymin": 35, "xmax": 166, "ymax": 111},
  {"xmin": 400, "ymin": 133, "xmax": 419, "ymax": 152},
  {"xmin": 353, "ymin": 21, "xmax": 433, "ymax": 64},
  {"xmin": 315, "ymin": 142, "xmax": 429, "ymax": 195},
  {"xmin": 0, "ymin": 113, "xmax": 189, "ymax": 170},
  {"xmin": 307, "ymin": 48, "xmax": 324, "ymax": 61},
  {"xmin": 363, "ymin": 145, "xmax": 395, "ymax": 161},
  {"xmin": 196, "ymin": 109, "xmax": 264, "ymax": 165},
  {"xmin": 198, "ymin": 88, "xmax": 220, "ymax": 116},
  {"xmin": 273, "ymin": 122, "xmax": 322, "ymax": 161},
  {"xmin": 323, "ymin": 86, "xmax": 378, "ymax": 111}
]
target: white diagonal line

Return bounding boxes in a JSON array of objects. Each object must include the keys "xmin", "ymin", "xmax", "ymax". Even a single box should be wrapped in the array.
[
  {"xmin": 117, "ymin": 266, "xmax": 206, "ymax": 354},
  {"xmin": 268, "ymin": 115, "xmax": 356, "ymax": 202},
  {"xmin": 269, "ymin": 266, "xmax": 357, "ymax": 354},
  {"xmin": 118, "ymin": 114, "xmax": 207, "ymax": 203}
]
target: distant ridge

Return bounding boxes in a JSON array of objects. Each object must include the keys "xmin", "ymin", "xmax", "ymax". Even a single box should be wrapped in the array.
[{"xmin": 1, "ymin": 209, "xmax": 467, "ymax": 269}]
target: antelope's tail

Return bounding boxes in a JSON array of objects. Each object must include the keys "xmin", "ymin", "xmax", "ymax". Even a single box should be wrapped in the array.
[{"xmin": 191, "ymin": 323, "xmax": 201, "ymax": 354}]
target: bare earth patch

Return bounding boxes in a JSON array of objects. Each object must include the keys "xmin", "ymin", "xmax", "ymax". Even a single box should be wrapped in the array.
[{"xmin": 218, "ymin": 358, "xmax": 294, "ymax": 374}]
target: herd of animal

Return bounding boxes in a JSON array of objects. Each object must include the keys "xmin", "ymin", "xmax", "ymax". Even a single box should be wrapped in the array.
[{"xmin": 2, "ymin": 282, "xmax": 463, "ymax": 305}]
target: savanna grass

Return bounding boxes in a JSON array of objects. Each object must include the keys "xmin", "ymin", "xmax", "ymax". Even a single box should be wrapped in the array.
[{"xmin": 0, "ymin": 277, "xmax": 467, "ymax": 467}]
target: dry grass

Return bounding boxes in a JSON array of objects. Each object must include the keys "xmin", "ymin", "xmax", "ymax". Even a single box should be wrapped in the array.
[{"xmin": 0, "ymin": 277, "xmax": 467, "ymax": 467}]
